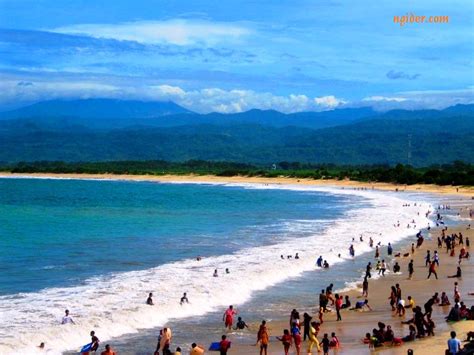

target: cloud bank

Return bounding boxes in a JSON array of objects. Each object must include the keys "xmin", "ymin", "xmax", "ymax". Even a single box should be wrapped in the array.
[{"xmin": 1, "ymin": 75, "xmax": 472, "ymax": 114}]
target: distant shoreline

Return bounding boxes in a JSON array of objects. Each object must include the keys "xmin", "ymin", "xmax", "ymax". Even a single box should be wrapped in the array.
[{"xmin": 1, "ymin": 172, "xmax": 473, "ymax": 197}]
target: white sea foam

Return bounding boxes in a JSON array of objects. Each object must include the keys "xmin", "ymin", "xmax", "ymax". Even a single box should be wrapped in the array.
[{"xmin": 0, "ymin": 184, "xmax": 433, "ymax": 354}]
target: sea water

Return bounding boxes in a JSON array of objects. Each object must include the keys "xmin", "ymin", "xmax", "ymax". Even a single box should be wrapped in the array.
[{"xmin": 0, "ymin": 178, "xmax": 437, "ymax": 354}]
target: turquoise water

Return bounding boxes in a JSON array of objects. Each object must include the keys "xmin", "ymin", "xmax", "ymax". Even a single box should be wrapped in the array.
[{"xmin": 0, "ymin": 178, "xmax": 352, "ymax": 294}]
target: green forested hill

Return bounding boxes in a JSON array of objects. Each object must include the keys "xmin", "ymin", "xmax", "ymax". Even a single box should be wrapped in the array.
[{"xmin": 0, "ymin": 107, "xmax": 472, "ymax": 166}]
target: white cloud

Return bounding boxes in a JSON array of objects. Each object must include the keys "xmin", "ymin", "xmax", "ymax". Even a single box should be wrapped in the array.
[
  {"xmin": 50, "ymin": 20, "xmax": 252, "ymax": 46},
  {"xmin": 314, "ymin": 95, "xmax": 347, "ymax": 108},
  {"xmin": 362, "ymin": 96, "xmax": 407, "ymax": 102}
]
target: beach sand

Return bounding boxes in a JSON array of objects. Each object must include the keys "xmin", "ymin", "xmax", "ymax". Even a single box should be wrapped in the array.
[{"xmin": 1, "ymin": 172, "xmax": 473, "ymax": 354}]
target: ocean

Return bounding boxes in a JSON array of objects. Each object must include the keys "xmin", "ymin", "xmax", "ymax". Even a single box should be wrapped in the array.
[{"xmin": 0, "ymin": 177, "xmax": 438, "ymax": 354}]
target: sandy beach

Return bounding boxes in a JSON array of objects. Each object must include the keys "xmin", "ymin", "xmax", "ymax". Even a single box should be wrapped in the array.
[{"xmin": 1, "ymin": 172, "xmax": 473, "ymax": 198}]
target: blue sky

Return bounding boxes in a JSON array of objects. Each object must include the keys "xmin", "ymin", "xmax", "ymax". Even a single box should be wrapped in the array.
[{"xmin": 0, "ymin": 0, "xmax": 473, "ymax": 113}]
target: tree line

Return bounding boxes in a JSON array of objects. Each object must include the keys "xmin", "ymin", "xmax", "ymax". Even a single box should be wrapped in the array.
[{"xmin": 1, "ymin": 160, "xmax": 473, "ymax": 186}]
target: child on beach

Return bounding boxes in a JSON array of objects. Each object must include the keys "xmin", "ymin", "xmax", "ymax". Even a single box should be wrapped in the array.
[
  {"xmin": 321, "ymin": 333, "xmax": 330, "ymax": 355},
  {"xmin": 329, "ymin": 332, "xmax": 340, "ymax": 349},
  {"xmin": 276, "ymin": 329, "xmax": 292, "ymax": 355}
]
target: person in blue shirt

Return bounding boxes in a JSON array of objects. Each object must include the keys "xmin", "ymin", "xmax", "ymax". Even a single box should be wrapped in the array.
[{"xmin": 447, "ymin": 331, "xmax": 461, "ymax": 354}]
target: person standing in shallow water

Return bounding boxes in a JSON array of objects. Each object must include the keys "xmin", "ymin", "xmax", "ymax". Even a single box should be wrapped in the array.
[
  {"xmin": 387, "ymin": 243, "xmax": 393, "ymax": 256},
  {"xmin": 257, "ymin": 320, "xmax": 269, "ymax": 355},
  {"xmin": 223, "ymin": 305, "xmax": 237, "ymax": 330}
]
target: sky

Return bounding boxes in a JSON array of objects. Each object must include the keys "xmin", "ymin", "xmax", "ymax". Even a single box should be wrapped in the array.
[{"xmin": 0, "ymin": 0, "xmax": 473, "ymax": 113}]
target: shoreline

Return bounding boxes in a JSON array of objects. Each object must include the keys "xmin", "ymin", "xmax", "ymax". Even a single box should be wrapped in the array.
[{"xmin": 1, "ymin": 172, "xmax": 473, "ymax": 197}]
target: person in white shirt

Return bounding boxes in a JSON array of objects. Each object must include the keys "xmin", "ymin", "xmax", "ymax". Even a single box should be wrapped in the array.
[{"xmin": 61, "ymin": 309, "xmax": 75, "ymax": 324}]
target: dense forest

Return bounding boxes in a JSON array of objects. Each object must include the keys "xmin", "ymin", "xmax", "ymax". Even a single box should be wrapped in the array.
[
  {"xmin": 0, "ymin": 101, "xmax": 472, "ymax": 166},
  {"xmin": 2, "ymin": 160, "xmax": 473, "ymax": 186}
]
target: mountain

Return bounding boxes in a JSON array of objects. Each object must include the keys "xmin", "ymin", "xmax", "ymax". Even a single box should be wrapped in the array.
[
  {"xmin": 0, "ymin": 99, "xmax": 378, "ymax": 130},
  {"xmin": 0, "ymin": 98, "xmax": 192, "ymax": 124},
  {"xmin": 0, "ymin": 107, "xmax": 472, "ymax": 166}
]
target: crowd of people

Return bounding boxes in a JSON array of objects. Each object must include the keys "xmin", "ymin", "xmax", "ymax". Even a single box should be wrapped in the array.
[{"xmin": 44, "ymin": 203, "xmax": 472, "ymax": 355}]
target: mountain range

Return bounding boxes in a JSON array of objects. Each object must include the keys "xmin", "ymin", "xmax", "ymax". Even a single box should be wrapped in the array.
[{"xmin": 0, "ymin": 99, "xmax": 473, "ymax": 166}]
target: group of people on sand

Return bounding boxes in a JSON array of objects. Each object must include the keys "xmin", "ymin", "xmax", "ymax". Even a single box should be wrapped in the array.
[{"xmin": 359, "ymin": 205, "xmax": 473, "ymax": 354}]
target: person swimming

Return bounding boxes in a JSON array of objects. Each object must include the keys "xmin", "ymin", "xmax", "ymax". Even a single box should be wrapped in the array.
[
  {"xmin": 235, "ymin": 316, "xmax": 249, "ymax": 330},
  {"xmin": 213, "ymin": 269, "xmax": 218, "ymax": 277},
  {"xmin": 295, "ymin": 253, "xmax": 300, "ymax": 259},
  {"xmin": 61, "ymin": 309, "xmax": 75, "ymax": 324},
  {"xmin": 180, "ymin": 292, "xmax": 189, "ymax": 305},
  {"xmin": 323, "ymin": 260, "xmax": 329, "ymax": 268},
  {"xmin": 147, "ymin": 293, "xmax": 154, "ymax": 305},
  {"xmin": 226, "ymin": 268, "xmax": 230, "ymax": 274}
]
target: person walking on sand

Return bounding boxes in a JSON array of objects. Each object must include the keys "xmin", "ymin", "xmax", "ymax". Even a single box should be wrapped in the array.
[
  {"xmin": 223, "ymin": 305, "xmax": 237, "ymax": 330},
  {"xmin": 335, "ymin": 294, "xmax": 343, "ymax": 321},
  {"xmin": 408, "ymin": 259, "xmax": 414, "ymax": 279},
  {"xmin": 362, "ymin": 276, "xmax": 369, "ymax": 297},
  {"xmin": 307, "ymin": 321, "xmax": 321, "ymax": 354},
  {"xmin": 427, "ymin": 260, "xmax": 438, "ymax": 279},
  {"xmin": 219, "ymin": 335, "xmax": 231, "ymax": 355},
  {"xmin": 303, "ymin": 313, "xmax": 312, "ymax": 341},
  {"xmin": 425, "ymin": 250, "xmax": 431, "ymax": 267},
  {"xmin": 257, "ymin": 320, "xmax": 269, "ymax": 355}
]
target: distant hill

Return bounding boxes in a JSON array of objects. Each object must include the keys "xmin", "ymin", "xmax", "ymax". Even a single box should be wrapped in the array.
[
  {"xmin": 0, "ymin": 103, "xmax": 472, "ymax": 166},
  {"xmin": 0, "ymin": 98, "xmax": 378, "ymax": 130},
  {"xmin": 0, "ymin": 98, "xmax": 192, "ymax": 125}
]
